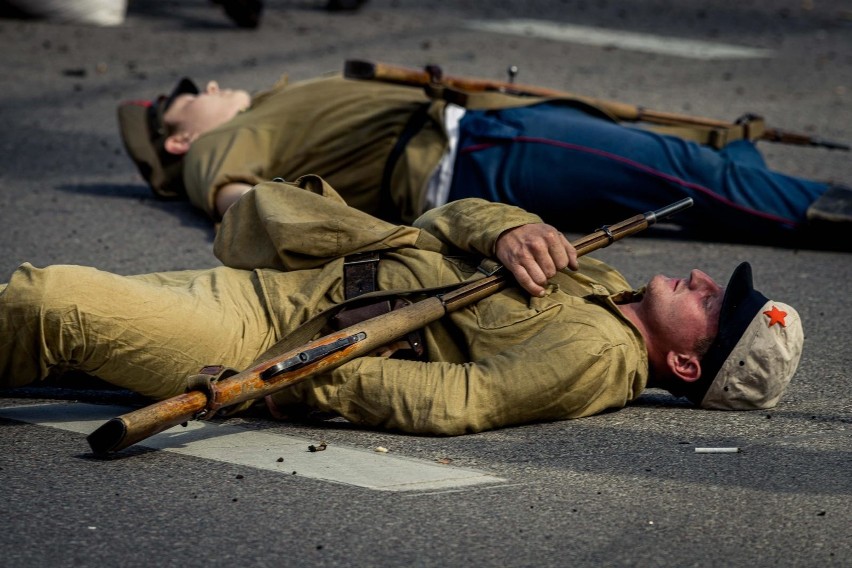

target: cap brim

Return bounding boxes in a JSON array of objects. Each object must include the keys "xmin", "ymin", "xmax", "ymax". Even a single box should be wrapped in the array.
[
  {"xmin": 117, "ymin": 77, "xmax": 198, "ymax": 198},
  {"xmin": 117, "ymin": 101, "xmax": 173, "ymax": 195},
  {"xmin": 685, "ymin": 262, "xmax": 769, "ymax": 404}
]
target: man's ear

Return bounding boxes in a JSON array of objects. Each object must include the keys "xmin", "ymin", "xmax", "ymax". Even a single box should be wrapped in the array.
[
  {"xmin": 666, "ymin": 351, "xmax": 702, "ymax": 383},
  {"xmin": 163, "ymin": 132, "xmax": 194, "ymax": 156}
]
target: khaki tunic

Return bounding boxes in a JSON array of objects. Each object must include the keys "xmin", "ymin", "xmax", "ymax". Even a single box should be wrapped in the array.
[
  {"xmin": 216, "ymin": 177, "xmax": 650, "ymax": 435},
  {"xmin": 183, "ymin": 74, "xmax": 441, "ymax": 220},
  {"xmin": 1, "ymin": 177, "xmax": 648, "ymax": 435}
]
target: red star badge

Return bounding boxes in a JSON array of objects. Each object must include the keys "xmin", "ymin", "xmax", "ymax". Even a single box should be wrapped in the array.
[{"xmin": 763, "ymin": 305, "xmax": 788, "ymax": 328}]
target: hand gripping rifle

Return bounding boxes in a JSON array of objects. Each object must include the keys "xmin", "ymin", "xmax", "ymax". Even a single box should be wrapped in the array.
[
  {"xmin": 87, "ymin": 198, "xmax": 693, "ymax": 455},
  {"xmin": 343, "ymin": 59, "xmax": 849, "ymax": 151}
]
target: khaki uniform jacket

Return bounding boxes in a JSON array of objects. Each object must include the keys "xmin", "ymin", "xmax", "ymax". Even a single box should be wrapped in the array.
[
  {"xmin": 183, "ymin": 74, "xmax": 437, "ymax": 220},
  {"xmin": 214, "ymin": 176, "xmax": 649, "ymax": 435}
]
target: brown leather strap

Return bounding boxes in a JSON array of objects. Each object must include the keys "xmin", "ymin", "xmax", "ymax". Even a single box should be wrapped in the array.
[{"xmin": 185, "ymin": 365, "xmax": 248, "ymax": 418}]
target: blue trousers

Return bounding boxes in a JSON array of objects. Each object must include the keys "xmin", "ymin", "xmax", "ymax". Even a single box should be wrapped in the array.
[{"xmin": 448, "ymin": 102, "xmax": 827, "ymax": 241}]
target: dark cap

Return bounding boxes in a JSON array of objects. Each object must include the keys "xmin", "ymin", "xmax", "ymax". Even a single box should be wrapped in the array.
[
  {"xmin": 685, "ymin": 262, "xmax": 804, "ymax": 410},
  {"xmin": 117, "ymin": 77, "xmax": 199, "ymax": 198}
]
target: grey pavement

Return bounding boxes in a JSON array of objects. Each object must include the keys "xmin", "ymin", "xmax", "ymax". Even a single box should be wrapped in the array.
[{"xmin": 0, "ymin": 1, "xmax": 850, "ymax": 566}]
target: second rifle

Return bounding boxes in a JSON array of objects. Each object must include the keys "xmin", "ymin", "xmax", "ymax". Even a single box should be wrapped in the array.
[{"xmin": 343, "ymin": 59, "xmax": 849, "ymax": 151}]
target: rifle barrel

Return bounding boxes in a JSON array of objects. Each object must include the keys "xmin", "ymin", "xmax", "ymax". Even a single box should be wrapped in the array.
[{"xmin": 646, "ymin": 198, "xmax": 694, "ymax": 225}]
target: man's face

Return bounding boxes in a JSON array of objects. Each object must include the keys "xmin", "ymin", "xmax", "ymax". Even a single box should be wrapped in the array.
[
  {"xmin": 163, "ymin": 81, "xmax": 251, "ymax": 136},
  {"xmin": 640, "ymin": 269, "xmax": 725, "ymax": 354}
]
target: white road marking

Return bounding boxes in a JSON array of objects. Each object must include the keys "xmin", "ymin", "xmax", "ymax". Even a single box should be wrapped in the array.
[
  {"xmin": 465, "ymin": 19, "xmax": 774, "ymax": 60},
  {"xmin": 0, "ymin": 402, "xmax": 506, "ymax": 492}
]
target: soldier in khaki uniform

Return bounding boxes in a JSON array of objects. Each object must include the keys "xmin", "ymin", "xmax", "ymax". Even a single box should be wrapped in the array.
[
  {"xmin": 119, "ymin": 75, "xmax": 435, "ymax": 221},
  {"xmin": 119, "ymin": 72, "xmax": 850, "ymax": 244},
  {"xmin": 0, "ymin": 178, "xmax": 803, "ymax": 434}
]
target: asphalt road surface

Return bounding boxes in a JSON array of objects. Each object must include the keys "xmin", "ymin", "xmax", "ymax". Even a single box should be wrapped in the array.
[{"xmin": 1, "ymin": 1, "xmax": 850, "ymax": 566}]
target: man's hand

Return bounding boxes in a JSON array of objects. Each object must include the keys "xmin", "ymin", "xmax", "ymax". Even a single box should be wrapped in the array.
[{"xmin": 495, "ymin": 224, "xmax": 578, "ymax": 297}]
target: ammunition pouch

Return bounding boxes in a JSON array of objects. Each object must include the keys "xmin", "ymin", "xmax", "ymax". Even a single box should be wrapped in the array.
[
  {"xmin": 342, "ymin": 251, "xmax": 381, "ymax": 299},
  {"xmin": 334, "ymin": 251, "xmax": 425, "ymax": 359}
]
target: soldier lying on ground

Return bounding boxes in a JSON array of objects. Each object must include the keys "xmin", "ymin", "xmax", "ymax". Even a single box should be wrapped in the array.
[
  {"xmin": 118, "ymin": 72, "xmax": 851, "ymax": 246},
  {"xmin": 0, "ymin": 178, "xmax": 804, "ymax": 434}
]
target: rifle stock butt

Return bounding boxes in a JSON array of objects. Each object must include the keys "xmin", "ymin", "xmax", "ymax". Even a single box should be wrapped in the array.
[
  {"xmin": 87, "ymin": 391, "xmax": 208, "ymax": 455},
  {"xmin": 87, "ymin": 417, "xmax": 129, "ymax": 455}
]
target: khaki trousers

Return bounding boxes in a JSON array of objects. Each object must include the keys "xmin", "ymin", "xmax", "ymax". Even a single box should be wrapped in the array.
[{"xmin": 0, "ymin": 263, "xmax": 276, "ymax": 400}]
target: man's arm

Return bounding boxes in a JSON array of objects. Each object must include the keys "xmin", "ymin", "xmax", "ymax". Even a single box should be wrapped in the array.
[
  {"xmin": 183, "ymin": 128, "xmax": 268, "ymax": 219},
  {"xmin": 214, "ymin": 176, "xmax": 445, "ymax": 271},
  {"xmin": 413, "ymin": 198, "xmax": 541, "ymax": 254},
  {"xmin": 413, "ymin": 198, "xmax": 578, "ymax": 296}
]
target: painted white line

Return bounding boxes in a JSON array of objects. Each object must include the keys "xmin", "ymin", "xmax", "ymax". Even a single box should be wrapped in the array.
[
  {"xmin": 0, "ymin": 402, "xmax": 506, "ymax": 492},
  {"xmin": 465, "ymin": 19, "xmax": 774, "ymax": 60}
]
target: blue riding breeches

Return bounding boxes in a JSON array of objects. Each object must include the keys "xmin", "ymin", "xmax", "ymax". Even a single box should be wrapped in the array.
[{"xmin": 448, "ymin": 102, "xmax": 827, "ymax": 240}]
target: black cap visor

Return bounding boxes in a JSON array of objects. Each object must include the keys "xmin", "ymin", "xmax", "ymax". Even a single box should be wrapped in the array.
[{"xmin": 148, "ymin": 77, "xmax": 199, "ymax": 140}]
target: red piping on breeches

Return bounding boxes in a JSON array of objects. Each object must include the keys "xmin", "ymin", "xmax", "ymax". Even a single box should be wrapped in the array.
[{"xmin": 459, "ymin": 136, "xmax": 799, "ymax": 227}]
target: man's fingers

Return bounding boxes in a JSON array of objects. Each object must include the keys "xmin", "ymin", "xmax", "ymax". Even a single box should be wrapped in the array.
[
  {"xmin": 560, "ymin": 233, "xmax": 579, "ymax": 271},
  {"xmin": 508, "ymin": 264, "xmax": 546, "ymax": 297},
  {"xmin": 495, "ymin": 223, "xmax": 578, "ymax": 296},
  {"xmin": 523, "ymin": 228, "xmax": 577, "ymax": 278}
]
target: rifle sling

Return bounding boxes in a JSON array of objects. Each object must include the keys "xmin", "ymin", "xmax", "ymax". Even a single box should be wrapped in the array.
[
  {"xmin": 249, "ymin": 256, "xmax": 502, "ymax": 367},
  {"xmin": 406, "ymin": 81, "xmax": 767, "ymax": 151},
  {"xmin": 642, "ymin": 116, "xmax": 766, "ymax": 149}
]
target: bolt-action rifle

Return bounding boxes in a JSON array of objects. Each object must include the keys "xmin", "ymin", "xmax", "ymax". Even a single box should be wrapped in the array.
[
  {"xmin": 343, "ymin": 59, "xmax": 848, "ymax": 151},
  {"xmin": 87, "ymin": 198, "xmax": 693, "ymax": 456}
]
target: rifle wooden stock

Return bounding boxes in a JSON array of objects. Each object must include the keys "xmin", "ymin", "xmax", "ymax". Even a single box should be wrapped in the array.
[
  {"xmin": 343, "ymin": 60, "xmax": 849, "ymax": 151},
  {"xmin": 87, "ymin": 198, "xmax": 693, "ymax": 455}
]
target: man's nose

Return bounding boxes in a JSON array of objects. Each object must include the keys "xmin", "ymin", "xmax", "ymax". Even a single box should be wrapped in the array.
[
  {"xmin": 690, "ymin": 269, "xmax": 722, "ymax": 293},
  {"xmin": 205, "ymin": 81, "xmax": 220, "ymax": 94}
]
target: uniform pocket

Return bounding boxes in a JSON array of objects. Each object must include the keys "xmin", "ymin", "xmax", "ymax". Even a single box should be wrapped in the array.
[{"xmin": 473, "ymin": 284, "xmax": 562, "ymax": 330}]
